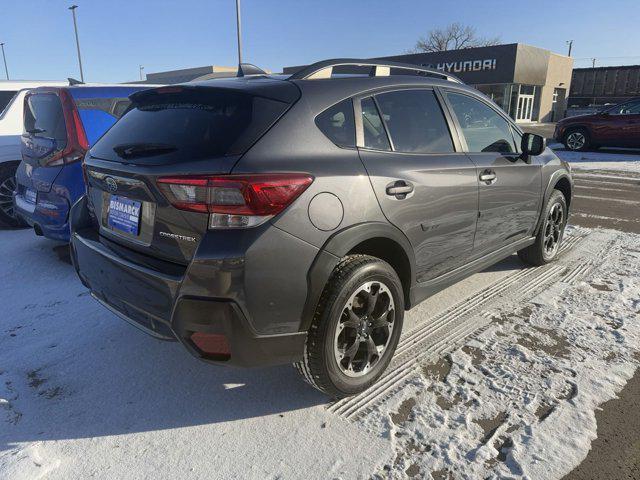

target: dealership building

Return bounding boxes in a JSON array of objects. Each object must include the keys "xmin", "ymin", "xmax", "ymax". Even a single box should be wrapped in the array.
[{"xmin": 284, "ymin": 43, "xmax": 573, "ymax": 123}]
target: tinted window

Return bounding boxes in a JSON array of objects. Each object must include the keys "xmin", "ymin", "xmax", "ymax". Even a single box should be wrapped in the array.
[
  {"xmin": 75, "ymin": 97, "xmax": 132, "ymax": 145},
  {"xmin": 0, "ymin": 90, "xmax": 18, "ymax": 116},
  {"xmin": 23, "ymin": 93, "xmax": 67, "ymax": 148},
  {"xmin": 361, "ymin": 97, "xmax": 390, "ymax": 151},
  {"xmin": 315, "ymin": 99, "xmax": 355, "ymax": 148},
  {"xmin": 609, "ymin": 100, "xmax": 640, "ymax": 115},
  {"xmin": 446, "ymin": 92, "xmax": 516, "ymax": 153},
  {"xmin": 91, "ymin": 89, "xmax": 290, "ymax": 164},
  {"xmin": 374, "ymin": 89, "xmax": 454, "ymax": 153}
]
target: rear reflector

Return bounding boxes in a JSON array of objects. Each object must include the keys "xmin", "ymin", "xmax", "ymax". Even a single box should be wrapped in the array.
[
  {"xmin": 190, "ymin": 332, "xmax": 231, "ymax": 360},
  {"xmin": 157, "ymin": 174, "xmax": 314, "ymax": 228}
]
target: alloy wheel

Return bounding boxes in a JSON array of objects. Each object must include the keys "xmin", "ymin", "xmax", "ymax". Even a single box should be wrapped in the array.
[
  {"xmin": 566, "ymin": 132, "xmax": 585, "ymax": 150},
  {"xmin": 0, "ymin": 175, "xmax": 16, "ymax": 220},
  {"xmin": 333, "ymin": 281, "xmax": 395, "ymax": 377},
  {"xmin": 544, "ymin": 202, "xmax": 564, "ymax": 257}
]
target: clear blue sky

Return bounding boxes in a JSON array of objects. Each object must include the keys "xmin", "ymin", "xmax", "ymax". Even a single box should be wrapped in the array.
[{"xmin": 2, "ymin": 0, "xmax": 640, "ymax": 82}]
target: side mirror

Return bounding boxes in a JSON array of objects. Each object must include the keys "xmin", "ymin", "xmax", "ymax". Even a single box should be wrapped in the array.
[{"xmin": 521, "ymin": 133, "xmax": 546, "ymax": 158}]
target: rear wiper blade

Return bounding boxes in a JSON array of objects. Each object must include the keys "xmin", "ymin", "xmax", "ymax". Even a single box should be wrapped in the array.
[
  {"xmin": 26, "ymin": 128, "xmax": 46, "ymax": 134},
  {"xmin": 112, "ymin": 143, "xmax": 177, "ymax": 159}
]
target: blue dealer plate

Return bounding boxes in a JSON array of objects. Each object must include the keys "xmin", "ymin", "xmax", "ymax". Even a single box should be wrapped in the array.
[
  {"xmin": 108, "ymin": 195, "xmax": 142, "ymax": 236},
  {"xmin": 25, "ymin": 188, "xmax": 37, "ymax": 205}
]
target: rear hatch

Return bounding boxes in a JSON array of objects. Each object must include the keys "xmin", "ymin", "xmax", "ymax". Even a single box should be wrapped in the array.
[
  {"xmin": 20, "ymin": 92, "xmax": 70, "ymax": 194},
  {"xmin": 85, "ymin": 82, "xmax": 300, "ymax": 264}
]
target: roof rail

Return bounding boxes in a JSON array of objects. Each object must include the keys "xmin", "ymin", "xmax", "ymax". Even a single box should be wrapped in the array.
[{"xmin": 288, "ymin": 58, "xmax": 462, "ymax": 83}]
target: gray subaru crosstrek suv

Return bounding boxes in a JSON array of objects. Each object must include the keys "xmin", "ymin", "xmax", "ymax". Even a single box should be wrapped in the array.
[{"xmin": 70, "ymin": 59, "xmax": 573, "ymax": 398}]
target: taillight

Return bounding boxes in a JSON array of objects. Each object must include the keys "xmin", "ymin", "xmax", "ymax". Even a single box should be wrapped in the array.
[
  {"xmin": 157, "ymin": 173, "xmax": 314, "ymax": 228},
  {"xmin": 70, "ymin": 104, "xmax": 89, "ymax": 152},
  {"xmin": 61, "ymin": 90, "xmax": 89, "ymax": 164}
]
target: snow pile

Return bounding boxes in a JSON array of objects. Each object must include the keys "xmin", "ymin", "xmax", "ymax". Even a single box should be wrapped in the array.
[
  {"xmin": 552, "ymin": 146, "xmax": 640, "ymax": 173},
  {"xmin": 361, "ymin": 230, "xmax": 640, "ymax": 479}
]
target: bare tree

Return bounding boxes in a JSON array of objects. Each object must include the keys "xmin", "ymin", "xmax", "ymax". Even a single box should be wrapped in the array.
[{"xmin": 412, "ymin": 23, "xmax": 501, "ymax": 53}]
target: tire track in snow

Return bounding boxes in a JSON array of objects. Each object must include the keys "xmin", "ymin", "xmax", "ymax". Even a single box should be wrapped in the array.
[
  {"xmin": 329, "ymin": 231, "xmax": 589, "ymax": 420},
  {"xmin": 330, "ymin": 265, "xmax": 567, "ymax": 418}
]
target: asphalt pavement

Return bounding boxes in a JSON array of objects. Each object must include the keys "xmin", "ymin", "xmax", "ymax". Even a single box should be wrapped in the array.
[
  {"xmin": 570, "ymin": 168, "xmax": 640, "ymax": 234},
  {"xmin": 563, "ymin": 164, "xmax": 640, "ymax": 479}
]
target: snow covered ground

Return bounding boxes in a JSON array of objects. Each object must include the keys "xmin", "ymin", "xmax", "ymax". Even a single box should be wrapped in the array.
[
  {"xmin": 551, "ymin": 145, "xmax": 640, "ymax": 174},
  {"xmin": 1, "ymin": 227, "xmax": 639, "ymax": 479}
]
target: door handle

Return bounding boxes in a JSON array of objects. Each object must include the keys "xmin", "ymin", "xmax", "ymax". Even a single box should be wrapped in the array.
[
  {"xmin": 386, "ymin": 180, "xmax": 414, "ymax": 199},
  {"xmin": 479, "ymin": 170, "xmax": 497, "ymax": 184}
]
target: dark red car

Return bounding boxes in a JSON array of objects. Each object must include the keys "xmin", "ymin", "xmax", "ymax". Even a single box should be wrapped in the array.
[{"xmin": 555, "ymin": 97, "xmax": 640, "ymax": 151}]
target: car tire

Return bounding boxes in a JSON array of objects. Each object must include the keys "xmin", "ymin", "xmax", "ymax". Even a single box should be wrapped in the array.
[
  {"xmin": 563, "ymin": 127, "xmax": 590, "ymax": 151},
  {"xmin": 518, "ymin": 190, "xmax": 568, "ymax": 266},
  {"xmin": 294, "ymin": 254, "xmax": 404, "ymax": 398},
  {"xmin": 0, "ymin": 163, "xmax": 25, "ymax": 228}
]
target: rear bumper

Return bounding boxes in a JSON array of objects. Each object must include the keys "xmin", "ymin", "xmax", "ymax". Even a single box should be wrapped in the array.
[
  {"xmin": 70, "ymin": 196, "xmax": 311, "ymax": 368},
  {"xmin": 14, "ymin": 191, "xmax": 71, "ymax": 241},
  {"xmin": 14, "ymin": 161, "xmax": 85, "ymax": 242}
]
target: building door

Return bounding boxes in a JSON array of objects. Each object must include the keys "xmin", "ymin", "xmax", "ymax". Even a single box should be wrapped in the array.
[
  {"xmin": 516, "ymin": 94, "xmax": 535, "ymax": 122},
  {"xmin": 551, "ymin": 88, "xmax": 566, "ymax": 122}
]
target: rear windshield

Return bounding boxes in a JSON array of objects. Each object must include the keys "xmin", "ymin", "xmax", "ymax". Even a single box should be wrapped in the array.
[
  {"xmin": 90, "ymin": 88, "xmax": 291, "ymax": 163},
  {"xmin": 23, "ymin": 93, "xmax": 67, "ymax": 149}
]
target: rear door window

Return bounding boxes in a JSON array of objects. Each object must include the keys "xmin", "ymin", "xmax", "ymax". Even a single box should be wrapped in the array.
[
  {"xmin": 374, "ymin": 89, "xmax": 454, "ymax": 153},
  {"xmin": 445, "ymin": 92, "xmax": 517, "ymax": 153},
  {"xmin": 23, "ymin": 93, "xmax": 67, "ymax": 149},
  {"xmin": 90, "ymin": 88, "xmax": 291, "ymax": 164},
  {"xmin": 361, "ymin": 97, "xmax": 391, "ymax": 151},
  {"xmin": 315, "ymin": 98, "xmax": 355, "ymax": 148}
]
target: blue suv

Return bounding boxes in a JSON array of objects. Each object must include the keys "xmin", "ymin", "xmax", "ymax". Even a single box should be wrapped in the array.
[{"xmin": 14, "ymin": 85, "xmax": 151, "ymax": 241}]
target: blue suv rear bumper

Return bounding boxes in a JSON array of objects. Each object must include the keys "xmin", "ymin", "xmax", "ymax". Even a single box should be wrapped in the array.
[{"xmin": 14, "ymin": 162, "xmax": 85, "ymax": 242}]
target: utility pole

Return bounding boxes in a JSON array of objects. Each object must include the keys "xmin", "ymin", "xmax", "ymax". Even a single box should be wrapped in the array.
[
  {"xmin": 0, "ymin": 43, "xmax": 8, "ymax": 80},
  {"xmin": 139, "ymin": 65, "xmax": 144, "ymax": 81},
  {"xmin": 566, "ymin": 40, "xmax": 573, "ymax": 57},
  {"xmin": 68, "ymin": 5, "xmax": 84, "ymax": 82},
  {"xmin": 592, "ymin": 58, "xmax": 596, "ymax": 68},
  {"xmin": 235, "ymin": 0, "xmax": 242, "ymax": 66}
]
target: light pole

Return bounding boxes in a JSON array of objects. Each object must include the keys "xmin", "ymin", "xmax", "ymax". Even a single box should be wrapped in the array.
[
  {"xmin": 235, "ymin": 0, "xmax": 242, "ymax": 66},
  {"xmin": 139, "ymin": 65, "xmax": 144, "ymax": 81},
  {"xmin": 0, "ymin": 43, "xmax": 8, "ymax": 80},
  {"xmin": 566, "ymin": 40, "xmax": 573, "ymax": 57},
  {"xmin": 68, "ymin": 5, "xmax": 84, "ymax": 82}
]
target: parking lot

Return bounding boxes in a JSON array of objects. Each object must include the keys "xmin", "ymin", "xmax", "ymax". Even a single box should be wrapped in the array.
[
  {"xmin": 567, "ymin": 154, "xmax": 640, "ymax": 234},
  {"xmin": 1, "ymin": 146, "xmax": 638, "ymax": 479}
]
